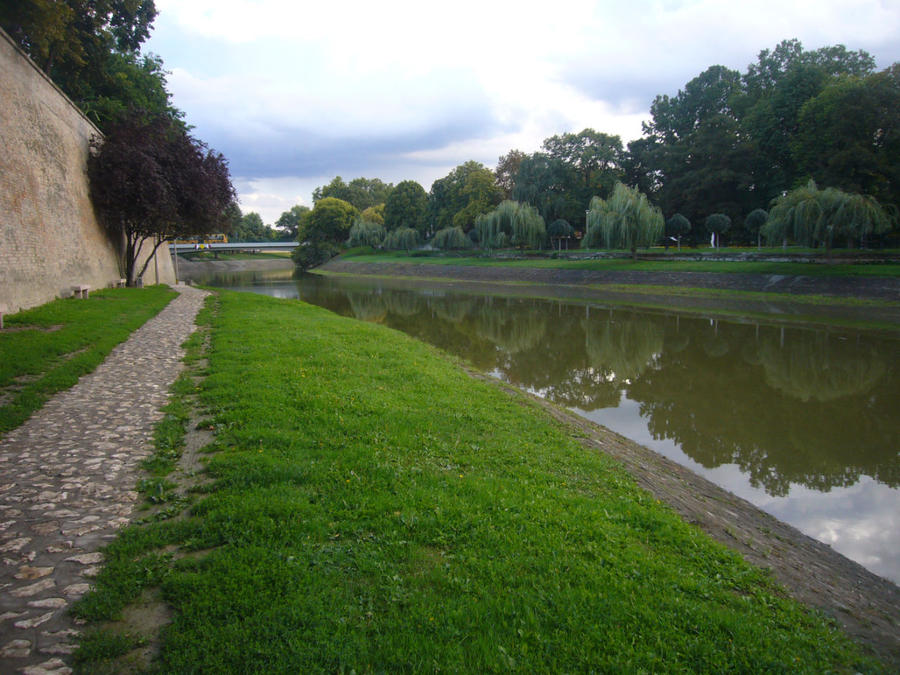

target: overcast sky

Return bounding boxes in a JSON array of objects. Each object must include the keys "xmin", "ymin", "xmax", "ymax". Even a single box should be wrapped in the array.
[{"xmin": 145, "ymin": 0, "xmax": 900, "ymax": 225}]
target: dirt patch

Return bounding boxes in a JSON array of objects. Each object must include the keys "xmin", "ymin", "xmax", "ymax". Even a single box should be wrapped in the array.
[
  {"xmin": 321, "ymin": 259, "xmax": 900, "ymax": 301},
  {"xmin": 477, "ymin": 372, "xmax": 900, "ymax": 667}
]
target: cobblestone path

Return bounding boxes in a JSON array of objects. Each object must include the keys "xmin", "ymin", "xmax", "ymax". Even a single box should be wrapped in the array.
[{"xmin": 0, "ymin": 285, "xmax": 209, "ymax": 674}]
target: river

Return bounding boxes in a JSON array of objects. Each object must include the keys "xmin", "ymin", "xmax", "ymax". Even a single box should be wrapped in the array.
[{"xmin": 189, "ymin": 267, "xmax": 900, "ymax": 584}]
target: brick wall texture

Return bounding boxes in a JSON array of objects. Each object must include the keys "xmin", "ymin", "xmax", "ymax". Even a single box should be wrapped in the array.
[{"xmin": 0, "ymin": 28, "xmax": 175, "ymax": 313}]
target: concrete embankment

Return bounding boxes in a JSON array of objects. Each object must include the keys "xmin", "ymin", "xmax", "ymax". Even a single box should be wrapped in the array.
[
  {"xmin": 321, "ymin": 259, "xmax": 900, "ymax": 301},
  {"xmin": 176, "ymin": 257, "xmax": 294, "ymax": 281}
]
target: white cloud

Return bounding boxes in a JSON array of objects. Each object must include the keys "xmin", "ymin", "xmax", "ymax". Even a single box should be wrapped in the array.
[{"xmin": 148, "ymin": 0, "xmax": 900, "ymax": 214}]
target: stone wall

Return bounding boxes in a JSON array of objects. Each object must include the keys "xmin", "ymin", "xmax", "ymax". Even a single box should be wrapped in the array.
[{"xmin": 0, "ymin": 28, "xmax": 175, "ymax": 313}]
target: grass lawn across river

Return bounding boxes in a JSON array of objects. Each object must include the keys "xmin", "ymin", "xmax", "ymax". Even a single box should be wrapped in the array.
[{"xmin": 75, "ymin": 290, "xmax": 884, "ymax": 672}]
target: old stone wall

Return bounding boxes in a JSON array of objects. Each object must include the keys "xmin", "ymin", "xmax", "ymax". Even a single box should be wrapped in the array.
[{"xmin": 0, "ymin": 28, "xmax": 175, "ymax": 313}]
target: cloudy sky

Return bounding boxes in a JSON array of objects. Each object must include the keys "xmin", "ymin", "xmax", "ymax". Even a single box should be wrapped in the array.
[{"xmin": 145, "ymin": 0, "xmax": 900, "ymax": 225}]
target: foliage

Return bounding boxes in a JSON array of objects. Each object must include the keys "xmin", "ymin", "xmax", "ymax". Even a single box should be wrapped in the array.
[
  {"xmin": 431, "ymin": 226, "xmax": 473, "ymax": 250},
  {"xmin": 428, "ymin": 162, "xmax": 501, "ymax": 232},
  {"xmin": 274, "ymin": 205, "xmax": 310, "ymax": 241},
  {"xmin": 495, "ymin": 149, "xmax": 527, "ymax": 198},
  {"xmin": 88, "ymin": 112, "xmax": 236, "ymax": 284},
  {"xmin": 0, "ymin": 0, "xmax": 182, "ymax": 129},
  {"xmin": 764, "ymin": 181, "xmax": 893, "ymax": 249},
  {"xmin": 792, "ymin": 64, "xmax": 900, "ymax": 210},
  {"xmin": 382, "ymin": 227, "xmax": 420, "ymax": 251},
  {"xmin": 347, "ymin": 219, "xmax": 386, "ymax": 248},
  {"xmin": 312, "ymin": 176, "xmax": 394, "ymax": 211},
  {"xmin": 291, "ymin": 241, "xmax": 340, "ymax": 271},
  {"xmin": 512, "ymin": 129, "xmax": 624, "ymax": 229},
  {"xmin": 302, "ymin": 197, "xmax": 358, "ymax": 246},
  {"xmin": 360, "ymin": 203, "xmax": 386, "ymax": 226},
  {"xmin": 72, "ymin": 290, "xmax": 878, "ymax": 672},
  {"xmin": 745, "ymin": 209, "xmax": 768, "ymax": 247},
  {"xmin": 666, "ymin": 213, "xmax": 691, "ymax": 237},
  {"xmin": 705, "ymin": 213, "xmax": 732, "ymax": 248},
  {"xmin": 0, "ymin": 287, "xmax": 175, "ymax": 435},
  {"xmin": 583, "ymin": 183, "xmax": 664, "ymax": 255},
  {"xmin": 384, "ymin": 180, "xmax": 428, "ymax": 234},
  {"xmin": 475, "ymin": 200, "xmax": 546, "ymax": 250},
  {"xmin": 229, "ymin": 212, "xmax": 282, "ymax": 242}
]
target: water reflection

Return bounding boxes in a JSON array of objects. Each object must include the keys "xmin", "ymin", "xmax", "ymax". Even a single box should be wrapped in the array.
[
  {"xmin": 294, "ymin": 276, "xmax": 898, "ymax": 498},
  {"xmin": 194, "ymin": 270, "xmax": 900, "ymax": 582}
]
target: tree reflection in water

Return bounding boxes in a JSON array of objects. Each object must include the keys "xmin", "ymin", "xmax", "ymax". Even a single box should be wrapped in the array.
[{"xmin": 299, "ymin": 275, "xmax": 898, "ymax": 497}]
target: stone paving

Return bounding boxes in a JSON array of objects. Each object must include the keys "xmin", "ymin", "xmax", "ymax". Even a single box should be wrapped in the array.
[{"xmin": 0, "ymin": 285, "xmax": 208, "ymax": 675}]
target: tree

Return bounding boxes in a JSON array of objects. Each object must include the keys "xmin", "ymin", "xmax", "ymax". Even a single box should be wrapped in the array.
[
  {"xmin": 763, "ymin": 181, "xmax": 893, "ymax": 252},
  {"xmin": 548, "ymin": 219, "xmax": 574, "ymax": 251},
  {"xmin": 347, "ymin": 219, "xmax": 386, "ymax": 248},
  {"xmin": 313, "ymin": 176, "xmax": 394, "ymax": 211},
  {"xmin": 383, "ymin": 227, "xmax": 420, "ymax": 252},
  {"xmin": 230, "ymin": 212, "xmax": 279, "ymax": 242},
  {"xmin": 428, "ymin": 162, "xmax": 500, "ymax": 232},
  {"xmin": 88, "ymin": 112, "xmax": 235, "ymax": 285},
  {"xmin": 384, "ymin": 180, "xmax": 428, "ymax": 234},
  {"xmin": 360, "ymin": 204, "xmax": 385, "ymax": 225},
  {"xmin": 475, "ymin": 200, "xmax": 546, "ymax": 251},
  {"xmin": 292, "ymin": 197, "xmax": 358, "ymax": 271},
  {"xmin": 275, "ymin": 205, "xmax": 310, "ymax": 241},
  {"xmin": 745, "ymin": 209, "xmax": 768, "ymax": 249},
  {"xmin": 704, "ymin": 214, "xmax": 732, "ymax": 249},
  {"xmin": 302, "ymin": 197, "xmax": 358, "ymax": 245},
  {"xmin": 665, "ymin": 213, "xmax": 691, "ymax": 250},
  {"xmin": 0, "ymin": 0, "xmax": 177, "ymax": 129},
  {"xmin": 431, "ymin": 227, "xmax": 472, "ymax": 250},
  {"xmin": 495, "ymin": 149, "xmax": 526, "ymax": 198},
  {"xmin": 792, "ymin": 65, "xmax": 900, "ymax": 210},
  {"xmin": 583, "ymin": 183, "xmax": 663, "ymax": 258}
]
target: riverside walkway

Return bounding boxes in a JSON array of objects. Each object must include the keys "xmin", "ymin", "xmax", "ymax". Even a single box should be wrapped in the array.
[{"xmin": 0, "ymin": 285, "xmax": 208, "ymax": 674}]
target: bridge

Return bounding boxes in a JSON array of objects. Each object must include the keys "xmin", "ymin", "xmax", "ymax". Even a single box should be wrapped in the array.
[{"xmin": 169, "ymin": 241, "xmax": 299, "ymax": 253}]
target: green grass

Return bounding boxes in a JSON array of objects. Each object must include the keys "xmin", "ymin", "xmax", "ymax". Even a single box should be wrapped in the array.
[
  {"xmin": 73, "ymin": 290, "xmax": 883, "ymax": 672},
  {"xmin": 341, "ymin": 251, "xmax": 900, "ymax": 277},
  {"xmin": 0, "ymin": 287, "xmax": 177, "ymax": 436}
]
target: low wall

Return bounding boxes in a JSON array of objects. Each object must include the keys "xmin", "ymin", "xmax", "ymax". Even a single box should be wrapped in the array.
[{"xmin": 0, "ymin": 28, "xmax": 174, "ymax": 313}]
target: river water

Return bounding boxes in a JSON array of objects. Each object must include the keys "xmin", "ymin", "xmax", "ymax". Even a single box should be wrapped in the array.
[{"xmin": 191, "ymin": 268, "xmax": 900, "ymax": 584}]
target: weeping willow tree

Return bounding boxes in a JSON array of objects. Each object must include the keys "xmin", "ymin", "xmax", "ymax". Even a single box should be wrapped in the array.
[
  {"xmin": 763, "ymin": 180, "xmax": 894, "ymax": 252},
  {"xmin": 383, "ymin": 227, "xmax": 420, "ymax": 252},
  {"xmin": 758, "ymin": 333, "xmax": 885, "ymax": 402},
  {"xmin": 582, "ymin": 315, "xmax": 664, "ymax": 382},
  {"xmin": 347, "ymin": 219, "xmax": 386, "ymax": 248},
  {"xmin": 583, "ymin": 183, "xmax": 663, "ymax": 258},
  {"xmin": 431, "ymin": 226, "xmax": 473, "ymax": 250},
  {"xmin": 548, "ymin": 218, "xmax": 574, "ymax": 251},
  {"xmin": 475, "ymin": 200, "xmax": 546, "ymax": 251}
]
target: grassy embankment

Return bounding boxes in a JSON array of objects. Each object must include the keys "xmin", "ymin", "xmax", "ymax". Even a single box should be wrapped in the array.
[
  {"xmin": 0, "ymin": 287, "xmax": 176, "ymax": 436},
  {"xmin": 73, "ymin": 290, "xmax": 883, "ymax": 672},
  {"xmin": 341, "ymin": 250, "xmax": 900, "ymax": 278},
  {"xmin": 181, "ymin": 250, "xmax": 292, "ymax": 261}
]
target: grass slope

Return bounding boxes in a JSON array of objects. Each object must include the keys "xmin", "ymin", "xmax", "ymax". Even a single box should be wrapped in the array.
[
  {"xmin": 343, "ymin": 252, "xmax": 900, "ymax": 278},
  {"xmin": 76, "ymin": 291, "xmax": 880, "ymax": 672},
  {"xmin": 0, "ymin": 287, "xmax": 176, "ymax": 435}
]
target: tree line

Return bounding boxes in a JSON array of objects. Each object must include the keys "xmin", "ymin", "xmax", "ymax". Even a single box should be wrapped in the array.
[{"xmin": 286, "ymin": 39, "xmax": 896, "ymax": 268}]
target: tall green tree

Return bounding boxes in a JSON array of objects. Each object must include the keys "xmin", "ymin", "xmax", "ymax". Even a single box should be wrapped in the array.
[
  {"xmin": 495, "ymin": 149, "xmax": 527, "ymax": 199},
  {"xmin": 275, "ymin": 205, "xmax": 310, "ymax": 241},
  {"xmin": 313, "ymin": 176, "xmax": 394, "ymax": 211},
  {"xmin": 475, "ymin": 201, "xmax": 545, "ymax": 251},
  {"xmin": 0, "ymin": 0, "xmax": 176, "ymax": 128},
  {"xmin": 384, "ymin": 180, "xmax": 428, "ymax": 234},
  {"xmin": 429, "ymin": 162, "xmax": 501, "ymax": 232},
  {"xmin": 88, "ymin": 112, "xmax": 235, "ymax": 284},
  {"xmin": 792, "ymin": 64, "xmax": 900, "ymax": 210},
  {"xmin": 583, "ymin": 183, "xmax": 663, "ymax": 258}
]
